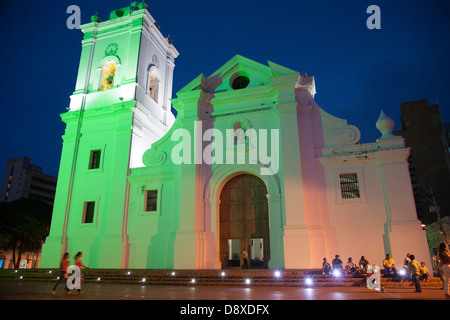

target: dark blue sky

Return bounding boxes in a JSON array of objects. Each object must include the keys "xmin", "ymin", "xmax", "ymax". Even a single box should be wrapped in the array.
[{"xmin": 1, "ymin": 0, "xmax": 449, "ymax": 177}]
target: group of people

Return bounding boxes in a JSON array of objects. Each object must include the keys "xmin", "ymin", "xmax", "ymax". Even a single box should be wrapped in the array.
[
  {"xmin": 50, "ymin": 243, "xmax": 450, "ymax": 299},
  {"xmin": 321, "ymin": 255, "xmax": 370, "ymax": 276},
  {"xmin": 382, "ymin": 252, "xmax": 429, "ymax": 293},
  {"xmin": 51, "ymin": 251, "xmax": 90, "ymax": 295},
  {"xmin": 321, "ymin": 242, "xmax": 450, "ymax": 299}
]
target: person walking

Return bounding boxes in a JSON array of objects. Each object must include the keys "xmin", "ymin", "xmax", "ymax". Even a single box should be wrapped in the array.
[
  {"xmin": 408, "ymin": 254, "xmax": 422, "ymax": 293},
  {"xmin": 74, "ymin": 252, "xmax": 90, "ymax": 294},
  {"xmin": 242, "ymin": 248, "xmax": 249, "ymax": 269},
  {"xmin": 438, "ymin": 242, "xmax": 450, "ymax": 299},
  {"xmin": 51, "ymin": 252, "xmax": 71, "ymax": 295}
]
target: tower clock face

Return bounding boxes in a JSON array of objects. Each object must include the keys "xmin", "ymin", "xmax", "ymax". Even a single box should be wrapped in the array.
[{"xmin": 105, "ymin": 43, "xmax": 118, "ymax": 56}]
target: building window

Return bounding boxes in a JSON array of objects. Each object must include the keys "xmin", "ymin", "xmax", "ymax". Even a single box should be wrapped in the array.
[
  {"xmin": 231, "ymin": 76, "xmax": 250, "ymax": 90},
  {"xmin": 145, "ymin": 190, "xmax": 158, "ymax": 212},
  {"xmin": 89, "ymin": 150, "xmax": 101, "ymax": 169},
  {"xmin": 149, "ymin": 75, "xmax": 159, "ymax": 102},
  {"xmin": 339, "ymin": 173, "xmax": 360, "ymax": 199},
  {"xmin": 99, "ymin": 61, "xmax": 115, "ymax": 91},
  {"xmin": 5, "ymin": 166, "xmax": 14, "ymax": 201},
  {"xmin": 83, "ymin": 201, "xmax": 95, "ymax": 223},
  {"xmin": 148, "ymin": 66, "xmax": 160, "ymax": 103}
]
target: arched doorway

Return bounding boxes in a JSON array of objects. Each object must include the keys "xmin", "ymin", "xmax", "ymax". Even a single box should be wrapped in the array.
[{"xmin": 219, "ymin": 174, "xmax": 270, "ymax": 268}]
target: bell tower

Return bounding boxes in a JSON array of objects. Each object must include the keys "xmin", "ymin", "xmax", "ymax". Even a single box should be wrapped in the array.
[{"xmin": 40, "ymin": 2, "xmax": 179, "ymax": 268}]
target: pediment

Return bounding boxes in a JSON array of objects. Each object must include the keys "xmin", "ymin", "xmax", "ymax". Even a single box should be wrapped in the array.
[{"xmin": 176, "ymin": 55, "xmax": 300, "ymax": 95}]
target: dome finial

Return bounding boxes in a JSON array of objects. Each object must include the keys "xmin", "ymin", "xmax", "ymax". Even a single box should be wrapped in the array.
[{"xmin": 376, "ymin": 110, "xmax": 395, "ymax": 139}]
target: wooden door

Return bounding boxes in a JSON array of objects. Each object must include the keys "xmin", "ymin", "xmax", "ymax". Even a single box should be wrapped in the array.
[{"xmin": 219, "ymin": 174, "xmax": 270, "ymax": 268}]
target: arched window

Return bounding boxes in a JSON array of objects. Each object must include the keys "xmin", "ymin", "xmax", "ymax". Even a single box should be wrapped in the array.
[
  {"xmin": 99, "ymin": 61, "xmax": 115, "ymax": 91},
  {"xmin": 148, "ymin": 66, "xmax": 160, "ymax": 102},
  {"xmin": 149, "ymin": 75, "xmax": 159, "ymax": 102}
]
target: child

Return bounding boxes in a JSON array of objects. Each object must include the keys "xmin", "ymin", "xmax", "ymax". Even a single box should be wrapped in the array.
[{"xmin": 419, "ymin": 262, "xmax": 429, "ymax": 282}]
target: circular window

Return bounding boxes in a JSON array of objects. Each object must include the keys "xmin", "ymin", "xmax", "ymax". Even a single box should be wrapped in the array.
[{"xmin": 232, "ymin": 76, "xmax": 250, "ymax": 90}]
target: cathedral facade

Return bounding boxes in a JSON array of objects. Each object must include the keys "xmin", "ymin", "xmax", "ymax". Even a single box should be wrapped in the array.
[{"xmin": 40, "ymin": 4, "xmax": 431, "ymax": 270}]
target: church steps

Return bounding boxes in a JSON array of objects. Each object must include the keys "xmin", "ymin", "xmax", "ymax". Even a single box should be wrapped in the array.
[{"xmin": 0, "ymin": 269, "xmax": 442, "ymax": 288}]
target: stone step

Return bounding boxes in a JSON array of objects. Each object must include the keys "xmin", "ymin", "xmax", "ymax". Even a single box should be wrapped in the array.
[{"xmin": 0, "ymin": 268, "xmax": 442, "ymax": 288}]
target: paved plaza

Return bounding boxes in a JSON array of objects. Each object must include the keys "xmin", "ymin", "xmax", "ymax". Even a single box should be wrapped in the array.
[
  {"xmin": 1, "ymin": 280, "xmax": 447, "ymax": 318},
  {"xmin": 0, "ymin": 279, "xmax": 447, "ymax": 300}
]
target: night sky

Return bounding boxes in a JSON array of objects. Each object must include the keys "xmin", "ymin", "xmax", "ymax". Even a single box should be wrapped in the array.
[{"xmin": 1, "ymin": 0, "xmax": 449, "ymax": 178}]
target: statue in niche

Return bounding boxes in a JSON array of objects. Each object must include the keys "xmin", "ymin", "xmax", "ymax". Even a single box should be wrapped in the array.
[{"xmin": 99, "ymin": 61, "xmax": 115, "ymax": 91}]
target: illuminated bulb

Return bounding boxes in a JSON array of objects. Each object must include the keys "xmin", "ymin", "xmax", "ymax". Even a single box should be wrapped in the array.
[
  {"xmin": 142, "ymin": 278, "xmax": 146, "ymax": 282},
  {"xmin": 127, "ymin": 271, "xmax": 131, "ymax": 275},
  {"xmin": 48, "ymin": 270, "xmax": 52, "ymax": 274},
  {"xmin": 274, "ymin": 271, "xmax": 281, "ymax": 278},
  {"xmin": 245, "ymin": 278, "xmax": 251, "ymax": 285},
  {"xmin": 333, "ymin": 269, "xmax": 341, "ymax": 277},
  {"xmin": 399, "ymin": 269, "xmax": 406, "ymax": 276},
  {"xmin": 171, "ymin": 272, "xmax": 176, "ymax": 276},
  {"xmin": 191, "ymin": 278, "xmax": 196, "ymax": 283},
  {"xmin": 19, "ymin": 276, "xmax": 23, "ymax": 279},
  {"xmin": 221, "ymin": 272, "xmax": 225, "ymax": 277},
  {"xmin": 305, "ymin": 278, "xmax": 313, "ymax": 286},
  {"xmin": 97, "ymin": 277, "xmax": 101, "ymax": 281}
]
